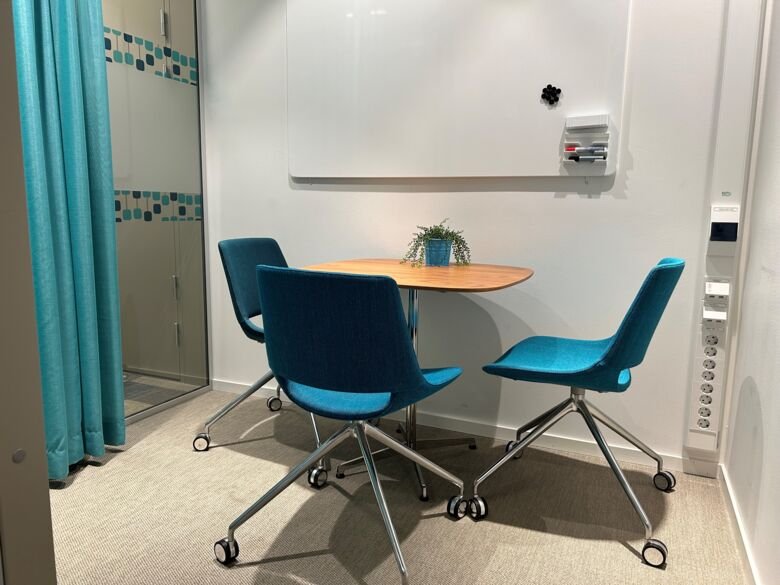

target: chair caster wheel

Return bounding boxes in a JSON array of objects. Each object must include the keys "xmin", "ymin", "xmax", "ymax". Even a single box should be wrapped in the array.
[
  {"xmin": 446, "ymin": 495, "xmax": 468, "ymax": 520},
  {"xmin": 468, "ymin": 442, "xmax": 477, "ymax": 450},
  {"xmin": 642, "ymin": 538, "xmax": 668, "ymax": 568},
  {"xmin": 653, "ymin": 470, "xmax": 676, "ymax": 492},
  {"xmin": 307, "ymin": 467, "xmax": 328, "ymax": 489},
  {"xmin": 335, "ymin": 471, "xmax": 345, "ymax": 479},
  {"xmin": 468, "ymin": 496, "xmax": 488, "ymax": 521},
  {"xmin": 505, "ymin": 440, "xmax": 523, "ymax": 460},
  {"xmin": 193, "ymin": 433, "xmax": 210, "ymax": 452},
  {"xmin": 419, "ymin": 486, "xmax": 429, "ymax": 502},
  {"xmin": 214, "ymin": 538, "xmax": 239, "ymax": 565},
  {"xmin": 266, "ymin": 396, "xmax": 282, "ymax": 412}
]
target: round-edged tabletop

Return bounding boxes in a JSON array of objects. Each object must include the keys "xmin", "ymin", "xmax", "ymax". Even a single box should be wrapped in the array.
[{"xmin": 304, "ymin": 258, "xmax": 534, "ymax": 293}]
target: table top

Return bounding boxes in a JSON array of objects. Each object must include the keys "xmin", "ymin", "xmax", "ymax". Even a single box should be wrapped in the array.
[{"xmin": 303, "ymin": 258, "xmax": 534, "ymax": 292}]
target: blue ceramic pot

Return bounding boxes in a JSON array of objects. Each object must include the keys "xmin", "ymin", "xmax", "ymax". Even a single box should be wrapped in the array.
[{"xmin": 425, "ymin": 239, "xmax": 452, "ymax": 267}]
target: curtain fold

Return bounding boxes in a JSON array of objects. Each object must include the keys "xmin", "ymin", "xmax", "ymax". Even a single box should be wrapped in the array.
[{"xmin": 12, "ymin": 0, "xmax": 125, "ymax": 480}]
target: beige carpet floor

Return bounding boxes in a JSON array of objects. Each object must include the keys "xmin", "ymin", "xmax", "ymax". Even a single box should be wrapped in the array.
[{"xmin": 50, "ymin": 390, "xmax": 748, "ymax": 585}]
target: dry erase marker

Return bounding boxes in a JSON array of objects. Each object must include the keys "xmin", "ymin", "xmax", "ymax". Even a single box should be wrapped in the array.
[
  {"xmin": 568, "ymin": 155, "xmax": 606, "ymax": 162},
  {"xmin": 565, "ymin": 146, "xmax": 607, "ymax": 154}
]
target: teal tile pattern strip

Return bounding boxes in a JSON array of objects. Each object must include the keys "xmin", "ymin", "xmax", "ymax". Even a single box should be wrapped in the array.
[
  {"xmin": 115, "ymin": 189, "xmax": 202, "ymax": 223},
  {"xmin": 103, "ymin": 25, "xmax": 198, "ymax": 87}
]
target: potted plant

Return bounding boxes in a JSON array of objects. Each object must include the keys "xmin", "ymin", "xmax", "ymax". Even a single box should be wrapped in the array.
[{"xmin": 402, "ymin": 219, "xmax": 471, "ymax": 267}]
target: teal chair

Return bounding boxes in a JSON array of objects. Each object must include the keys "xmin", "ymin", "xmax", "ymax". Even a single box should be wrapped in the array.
[
  {"xmin": 469, "ymin": 258, "xmax": 685, "ymax": 568},
  {"xmin": 213, "ymin": 267, "xmax": 467, "ymax": 584},
  {"xmin": 192, "ymin": 239, "xmax": 329, "ymax": 486}
]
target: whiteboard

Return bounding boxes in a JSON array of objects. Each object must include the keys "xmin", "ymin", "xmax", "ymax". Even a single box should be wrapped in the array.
[{"xmin": 287, "ymin": 0, "xmax": 630, "ymax": 178}]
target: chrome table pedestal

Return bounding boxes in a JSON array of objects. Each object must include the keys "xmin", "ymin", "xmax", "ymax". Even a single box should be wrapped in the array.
[{"xmin": 336, "ymin": 288, "xmax": 476, "ymax": 500}]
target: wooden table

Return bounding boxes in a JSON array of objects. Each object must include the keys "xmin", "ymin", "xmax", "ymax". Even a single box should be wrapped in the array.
[{"xmin": 304, "ymin": 258, "xmax": 534, "ymax": 499}]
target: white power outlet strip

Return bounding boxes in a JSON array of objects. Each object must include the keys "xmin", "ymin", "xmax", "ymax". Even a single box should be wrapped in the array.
[{"xmin": 686, "ymin": 280, "xmax": 730, "ymax": 453}]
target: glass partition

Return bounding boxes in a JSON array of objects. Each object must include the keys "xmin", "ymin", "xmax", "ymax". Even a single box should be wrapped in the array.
[{"xmin": 102, "ymin": 0, "xmax": 208, "ymax": 417}]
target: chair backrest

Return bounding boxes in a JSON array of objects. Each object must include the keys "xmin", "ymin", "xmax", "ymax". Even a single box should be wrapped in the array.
[
  {"xmin": 603, "ymin": 258, "xmax": 685, "ymax": 370},
  {"xmin": 218, "ymin": 238, "xmax": 288, "ymax": 341},
  {"xmin": 256, "ymin": 266, "xmax": 426, "ymax": 394}
]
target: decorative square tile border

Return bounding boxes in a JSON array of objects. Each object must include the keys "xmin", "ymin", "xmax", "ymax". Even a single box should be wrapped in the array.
[
  {"xmin": 104, "ymin": 26, "xmax": 198, "ymax": 87},
  {"xmin": 115, "ymin": 189, "xmax": 202, "ymax": 223}
]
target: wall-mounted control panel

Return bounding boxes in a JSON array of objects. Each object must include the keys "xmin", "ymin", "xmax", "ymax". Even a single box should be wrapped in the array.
[
  {"xmin": 710, "ymin": 205, "xmax": 740, "ymax": 241},
  {"xmin": 709, "ymin": 205, "xmax": 740, "ymax": 257},
  {"xmin": 686, "ymin": 279, "xmax": 731, "ymax": 455},
  {"xmin": 561, "ymin": 115, "xmax": 617, "ymax": 176}
]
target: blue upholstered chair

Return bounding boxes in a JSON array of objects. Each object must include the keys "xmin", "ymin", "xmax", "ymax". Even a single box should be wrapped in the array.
[
  {"xmin": 469, "ymin": 258, "xmax": 685, "ymax": 568},
  {"xmin": 213, "ymin": 267, "xmax": 468, "ymax": 584},
  {"xmin": 193, "ymin": 239, "xmax": 327, "ymax": 483}
]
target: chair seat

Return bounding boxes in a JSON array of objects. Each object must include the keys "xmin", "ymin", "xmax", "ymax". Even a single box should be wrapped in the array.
[
  {"xmin": 483, "ymin": 336, "xmax": 631, "ymax": 392},
  {"xmin": 284, "ymin": 367, "xmax": 462, "ymax": 420}
]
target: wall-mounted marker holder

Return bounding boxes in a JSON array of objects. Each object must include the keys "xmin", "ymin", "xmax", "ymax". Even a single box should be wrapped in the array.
[{"xmin": 561, "ymin": 114, "xmax": 615, "ymax": 176}]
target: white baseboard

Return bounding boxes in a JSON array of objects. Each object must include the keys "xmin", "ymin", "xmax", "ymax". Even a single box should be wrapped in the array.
[
  {"xmin": 720, "ymin": 466, "xmax": 760, "ymax": 585},
  {"xmin": 211, "ymin": 378, "xmax": 684, "ymax": 471},
  {"xmin": 213, "ymin": 378, "xmax": 275, "ymax": 396},
  {"xmin": 382, "ymin": 406, "xmax": 685, "ymax": 472}
]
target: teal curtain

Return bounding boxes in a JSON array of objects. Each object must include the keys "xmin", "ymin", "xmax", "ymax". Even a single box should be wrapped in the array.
[{"xmin": 12, "ymin": 0, "xmax": 125, "ymax": 480}]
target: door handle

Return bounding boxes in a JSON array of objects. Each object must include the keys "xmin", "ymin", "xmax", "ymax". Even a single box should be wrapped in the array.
[
  {"xmin": 160, "ymin": 8, "xmax": 168, "ymax": 39},
  {"xmin": 174, "ymin": 321, "xmax": 180, "ymax": 347},
  {"xmin": 171, "ymin": 274, "xmax": 179, "ymax": 300}
]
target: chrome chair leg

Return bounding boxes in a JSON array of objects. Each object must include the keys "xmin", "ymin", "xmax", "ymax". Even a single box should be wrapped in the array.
[
  {"xmin": 193, "ymin": 371, "xmax": 277, "ymax": 452},
  {"xmin": 309, "ymin": 412, "xmax": 331, "ymax": 471},
  {"xmin": 577, "ymin": 401, "xmax": 653, "ymax": 540},
  {"xmin": 355, "ymin": 425, "xmax": 409, "ymax": 585},
  {"xmin": 473, "ymin": 399, "xmax": 576, "ymax": 496},
  {"xmin": 515, "ymin": 397, "xmax": 572, "ymax": 440},
  {"xmin": 223, "ymin": 424, "xmax": 352, "ymax": 544},
  {"xmin": 194, "ymin": 371, "xmax": 327, "ymax": 462},
  {"xmin": 337, "ymin": 421, "xmax": 473, "ymax": 499},
  {"xmin": 587, "ymin": 404, "xmax": 664, "ymax": 473},
  {"xmin": 364, "ymin": 424, "xmax": 465, "ymax": 495},
  {"xmin": 204, "ymin": 370, "xmax": 275, "ymax": 436}
]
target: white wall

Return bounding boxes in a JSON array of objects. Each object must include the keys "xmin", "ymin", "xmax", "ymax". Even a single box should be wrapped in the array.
[
  {"xmin": 724, "ymin": 1, "xmax": 780, "ymax": 583},
  {"xmin": 199, "ymin": 0, "xmax": 730, "ymax": 462}
]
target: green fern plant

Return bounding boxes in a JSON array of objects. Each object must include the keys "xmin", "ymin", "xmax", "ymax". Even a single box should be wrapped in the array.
[{"xmin": 401, "ymin": 219, "xmax": 471, "ymax": 267}]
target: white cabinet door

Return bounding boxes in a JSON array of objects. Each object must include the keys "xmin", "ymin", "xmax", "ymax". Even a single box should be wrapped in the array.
[{"xmin": 117, "ymin": 220, "xmax": 181, "ymax": 378}]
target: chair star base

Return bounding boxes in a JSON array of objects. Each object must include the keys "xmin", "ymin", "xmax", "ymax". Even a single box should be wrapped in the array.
[
  {"xmin": 193, "ymin": 369, "xmax": 330, "ymax": 470},
  {"xmin": 215, "ymin": 420, "xmax": 466, "ymax": 584},
  {"xmin": 334, "ymin": 422, "xmax": 477, "ymax": 500},
  {"xmin": 470, "ymin": 387, "xmax": 674, "ymax": 568},
  {"xmin": 196, "ymin": 370, "xmax": 275, "ymax": 443}
]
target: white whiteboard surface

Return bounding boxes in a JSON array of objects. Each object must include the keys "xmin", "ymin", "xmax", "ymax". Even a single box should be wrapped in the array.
[{"xmin": 286, "ymin": 0, "xmax": 630, "ymax": 178}]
